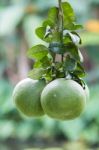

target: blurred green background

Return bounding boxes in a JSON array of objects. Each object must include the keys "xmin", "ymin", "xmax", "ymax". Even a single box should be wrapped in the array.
[{"xmin": 0, "ymin": 0, "xmax": 99, "ymax": 150}]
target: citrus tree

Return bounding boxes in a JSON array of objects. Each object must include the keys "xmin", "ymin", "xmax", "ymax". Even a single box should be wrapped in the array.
[{"xmin": 13, "ymin": 0, "xmax": 89, "ymax": 120}]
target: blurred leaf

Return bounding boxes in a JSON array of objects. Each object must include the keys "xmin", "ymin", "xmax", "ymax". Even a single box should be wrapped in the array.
[
  {"xmin": 83, "ymin": 84, "xmax": 99, "ymax": 120},
  {"xmin": 0, "ymin": 121, "xmax": 14, "ymax": 139},
  {"xmin": 59, "ymin": 119, "xmax": 84, "ymax": 140},
  {"xmin": 64, "ymin": 141, "xmax": 88, "ymax": 150},
  {"xmin": 15, "ymin": 121, "xmax": 34, "ymax": 140},
  {"xmin": 81, "ymin": 125, "xmax": 99, "ymax": 143},
  {"xmin": 23, "ymin": 16, "xmax": 45, "ymax": 46},
  {"xmin": 0, "ymin": 5, "xmax": 25, "ymax": 36},
  {"xmin": 0, "ymin": 79, "xmax": 13, "ymax": 115}
]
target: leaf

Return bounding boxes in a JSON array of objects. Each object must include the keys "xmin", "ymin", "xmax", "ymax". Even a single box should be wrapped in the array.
[
  {"xmin": 35, "ymin": 27, "xmax": 46, "ymax": 40},
  {"xmin": 65, "ymin": 23, "xmax": 83, "ymax": 30},
  {"xmin": 28, "ymin": 68, "xmax": 46, "ymax": 80},
  {"xmin": 68, "ymin": 44, "xmax": 81, "ymax": 61},
  {"xmin": 63, "ymin": 34, "xmax": 72, "ymax": 44},
  {"xmin": 44, "ymin": 26, "xmax": 51, "ymax": 38},
  {"xmin": 34, "ymin": 56, "xmax": 52, "ymax": 68},
  {"xmin": 48, "ymin": 7, "xmax": 59, "ymax": 26},
  {"xmin": 33, "ymin": 61, "xmax": 42, "ymax": 68},
  {"xmin": 62, "ymin": 2, "xmax": 75, "ymax": 29},
  {"xmin": 27, "ymin": 44, "xmax": 48, "ymax": 60},
  {"xmin": 71, "ymin": 31, "xmax": 82, "ymax": 44},
  {"xmin": 62, "ymin": 2, "xmax": 75, "ymax": 22},
  {"xmin": 69, "ymin": 33, "xmax": 81, "ymax": 45},
  {"xmin": 42, "ymin": 19, "xmax": 54, "ymax": 27},
  {"xmin": 40, "ymin": 56, "xmax": 52, "ymax": 68},
  {"xmin": 72, "ymin": 24, "xmax": 83, "ymax": 30},
  {"xmin": 63, "ymin": 20, "xmax": 83, "ymax": 31},
  {"xmin": 63, "ymin": 55, "xmax": 77, "ymax": 72},
  {"xmin": 74, "ymin": 62, "xmax": 86, "ymax": 77},
  {"xmin": 44, "ymin": 67, "xmax": 53, "ymax": 82},
  {"xmin": 63, "ymin": 30, "xmax": 81, "ymax": 45},
  {"xmin": 35, "ymin": 26, "xmax": 52, "ymax": 42},
  {"xmin": 63, "ymin": 44, "xmax": 81, "ymax": 61}
]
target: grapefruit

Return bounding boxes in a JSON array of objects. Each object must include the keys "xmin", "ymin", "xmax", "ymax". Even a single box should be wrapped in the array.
[
  {"xmin": 13, "ymin": 78, "xmax": 46, "ymax": 117},
  {"xmin": 41, "ymin": 78, "xmax": 86, "ymax": 120}
]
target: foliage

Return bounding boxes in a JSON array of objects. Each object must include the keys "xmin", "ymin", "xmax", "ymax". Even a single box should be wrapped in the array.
[{"xmin": 27, "ymin": 1, "xmax": 85, "ymax": 88}]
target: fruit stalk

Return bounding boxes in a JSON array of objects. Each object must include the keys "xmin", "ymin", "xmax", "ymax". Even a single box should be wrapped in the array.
[{"xmin": 58, "ymin": 0, "xmax": 64, "ymax": 62}]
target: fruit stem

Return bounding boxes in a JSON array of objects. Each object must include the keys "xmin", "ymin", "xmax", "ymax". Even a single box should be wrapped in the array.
[{"xmin": 58, "ymin": 0, "xmax": 64, "ymax": 62}]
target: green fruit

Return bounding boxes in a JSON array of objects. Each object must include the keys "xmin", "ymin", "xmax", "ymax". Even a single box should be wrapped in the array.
[
  {"xmin": 13, "ymin": 78, "xmax": 46, "ymax": 117},
  {"xmin": 41, "ymin": 78, "xmax": 86, "ymax": 120}
]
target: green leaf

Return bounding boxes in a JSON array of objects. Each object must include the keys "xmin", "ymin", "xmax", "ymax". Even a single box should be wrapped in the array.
[
  {"xmin": 62, "ymin": 2, "xmax": 75, "ymax": 22},
  {"xmin": 74, "ymin": 62, "xmax": 86, "ymax": 77},
  {"xmin": 48, "ymin": 7, "xmax": 59, "ymax": 26},
  {"xmin": 35, "ymin": 27, "xmax": 46, "ymax": 40},
  {"xmin": 44, "ymin": 67, "xmax": 53, "ymax": 82},
  {"xmin": 63, "ymin": 55, "xmax": 77, "ymax": 72},
  {"xmin": 40, "ymin": 56, "xmax": 52, "ymax": 68},
  {"xmin": 71, "ymin": 31, "xmax": 82, "ymax": 44},
  {"xmin": 72, "ymin": 24, "xmax": 83, "ymax": 30},
  {"xmin": 69, "ymin": 33, "xmax": 80, "ymax": 45},
  {"xmin": 35, "ymin": 27, "xmax": 52, "ymax": 42},
  {"xmin": 42, "ymin": 19, "xmax": 54, "ymax": 27},
  {"xmin": 27, "ymin": 44, "xmax": 48, "ymax": 60},
  {"xmin": 28, "ymin": 68, "xmax": 46, "ymax": 80},
  {"xmin": 63, "ymin": 34, "xmax": 72, "ymax": 44},
  {"xmin": 44, "ymin": 26, "xmax": 52, "ymax": 38},
  {"xmin": 63, "ymin": 30, "xmax": 81, "ymax": 45},
  {"xmin": 66, "ymin": 44, "xmax": 81, "ymax": 61},
  {"xmin": 64, "ymin": 21, "xmax": 83, "ymax": 31},
  {"xmin": 62, "ymin": 2, "xmax": 75, "ymax": 29},
  {"xmin": 33, "ymin": 61, "xmax": 42, "ymax": 68},
  {"xmin": 34, "ymin": 56, "xmax": 52, "ymax": 68},
  {"xmin": 62, "ymin": 44, "xmax": 81, "ymax": 61}
]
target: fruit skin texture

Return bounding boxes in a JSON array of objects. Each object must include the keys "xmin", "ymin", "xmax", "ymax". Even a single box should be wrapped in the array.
[
  {"xmin": 41, "ymin": 78, "xmax": 86, "ymax": 120},
  {"xmin": 13, "ymin": 78, "xmax": 46, "ymax": 117}
]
